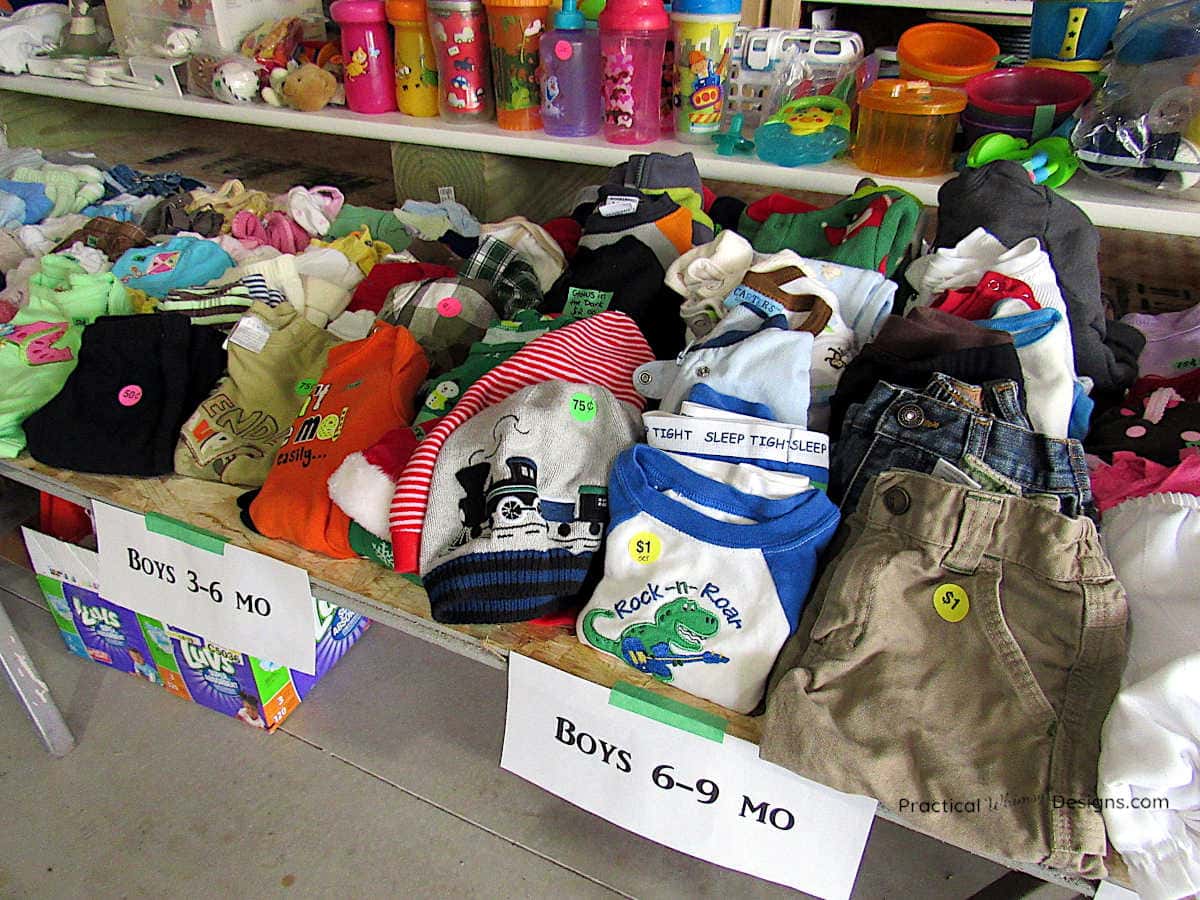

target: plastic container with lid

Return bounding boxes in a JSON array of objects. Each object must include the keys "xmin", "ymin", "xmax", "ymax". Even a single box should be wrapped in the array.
[
  {"xmin": 483, "ymin": 0, "xmax": 549, "ymax": 130},
  {"xmin": 598, "ymin": 0, "xmax": 670, "ymax": 144},
  {"xmin": 853, "ymin": 79, "xmax": 966, "ymax": 176},
  {"xmin": 387, "ymin": 0, "xmax": 440, "ymax": 116},
  {"xmin": 427, "ymin": 0, "xmax": 494, "ymax": 122},
  {"xmin": 670, "ymin": 0, "xmax": 742, "ymax": 143},
  {"xmin": 331, "ymin": 0, "xmax": 399, "ymax": 113},
  {"xmin": 539, "ymin": 0, "xmax": 603, "ymax": 136},
  {"xmin": 897, "ymin": 22, "xmax": 998, "ymax": 87}
]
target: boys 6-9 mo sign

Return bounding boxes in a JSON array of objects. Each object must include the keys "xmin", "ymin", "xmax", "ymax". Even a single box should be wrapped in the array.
[
  {"xmin": 501, "ymin": 655, "xmax": 877, "ymax": 900},
  {"xmin": 93, "ymin": 501, "xmax": 316, "ymax": 674}
]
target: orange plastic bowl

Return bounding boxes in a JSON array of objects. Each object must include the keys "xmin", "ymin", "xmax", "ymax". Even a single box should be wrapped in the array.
[{"xmin": 898, "ymin": 23, "xmax": 999, "ymax": 84}]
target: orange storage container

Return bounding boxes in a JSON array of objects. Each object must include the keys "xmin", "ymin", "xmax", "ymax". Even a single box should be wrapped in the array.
[
  {"xmin": 897, "ymin": 22, "xmax": 999, "ymax": 87},
  {"xmin": 852, "ymin": 79, "xmax": 966, "ymax": 177}
]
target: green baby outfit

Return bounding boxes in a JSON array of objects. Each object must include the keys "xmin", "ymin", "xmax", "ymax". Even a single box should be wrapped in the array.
[
  {"xmin": 0, "ymin": 256, "xmax": 130, "ymax": 456},
  {"xmin": 174, "ymin": 301, "xmax": 340, "ymax": 486}
]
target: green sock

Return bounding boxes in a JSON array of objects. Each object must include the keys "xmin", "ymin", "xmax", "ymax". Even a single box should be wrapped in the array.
[{"xmin": 326, "ymin": 204, "xmax": 412, "ymax": 251}]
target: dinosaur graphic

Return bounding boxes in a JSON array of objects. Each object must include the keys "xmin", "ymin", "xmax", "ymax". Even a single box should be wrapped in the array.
[{"xmin": 582, "ymin": 596, "xmax": 728, "ymax": 682}]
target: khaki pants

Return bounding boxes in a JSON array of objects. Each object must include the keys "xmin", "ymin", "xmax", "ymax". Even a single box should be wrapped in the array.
[{"xmin": 761, "ymin": 470, "xmax": 1128, "ymax": 876}]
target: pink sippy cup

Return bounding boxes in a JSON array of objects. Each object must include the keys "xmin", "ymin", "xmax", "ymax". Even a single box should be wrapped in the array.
[
  {"xmin": 331, "ymin": 0, "xmax": 400, "ymax": 113},
  {"xmin": 598, "ymin": 0, "xmax": 670, "ymax": 144}
]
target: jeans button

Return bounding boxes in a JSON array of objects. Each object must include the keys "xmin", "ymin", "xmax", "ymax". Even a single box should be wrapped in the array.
[
  {"xmin": 883, "ymin": 486, "xmax": 910, "ymax": 515},
  {"xmin": 696, "ymin": 365, "xmax": 710, "ymax": 377},
  {"xmin": 896, "ymin": 403, "xmax": 925, "ymax": 428}
]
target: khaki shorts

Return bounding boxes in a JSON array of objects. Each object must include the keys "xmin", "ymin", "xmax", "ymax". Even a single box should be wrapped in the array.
[{"xmin": 761, "ymin": 469, "xmax": 1128, "ymax": 877}]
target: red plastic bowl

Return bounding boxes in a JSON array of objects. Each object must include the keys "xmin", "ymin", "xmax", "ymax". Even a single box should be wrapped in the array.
[{"xmin": 965, "ymin": 67, "xmax": 1094, "ymax": 118}]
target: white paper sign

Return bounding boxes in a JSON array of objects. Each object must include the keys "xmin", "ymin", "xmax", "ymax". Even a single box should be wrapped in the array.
[
  {"xmin": 501, "ymin": 654, "xmax": 877, "ymax": 900},
  {"xmin": 93, "ymin": 502, "xmax": 316, "ymax": 674}
]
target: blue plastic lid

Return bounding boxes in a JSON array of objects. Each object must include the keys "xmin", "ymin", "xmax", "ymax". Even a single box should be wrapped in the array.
[
  {"xmin": 671, "ymin": 0, "xmax": 739, "ymax": 14},
  {"xmin": 555, "ymin": 0, "xmax": 586, "ymax": 29}
]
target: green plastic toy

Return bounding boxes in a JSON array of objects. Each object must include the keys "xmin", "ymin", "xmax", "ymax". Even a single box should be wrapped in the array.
[{"xmin": 965, "ymin": 134, "xmax": 1080, "ymax": 189}]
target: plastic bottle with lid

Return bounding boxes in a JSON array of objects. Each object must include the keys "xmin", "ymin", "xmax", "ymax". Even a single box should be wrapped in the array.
[
  {"xmin": 670, "ymin": 0, "xmax": 741, "ymax": 142},
  {"xmin": 538, "ymin": 0, "xmax": 602, "ymax": 136},
  {"xmin": 387, "ymin": 0, "xmax": 440, "ymax": 116},
  {"xmin": 598, "ymin": 0, "xmax": 669, "ymax": 143},
  {"xmin": 331, "ymin": 0, "xmax": 399, "ymax": 113},
  {"xmin": 483, "ymin": 0, "xmax": 549, "ymax": 130},
  {"xmin": 426, "ymin": 0, "xmax": 494, "ymax": 122}
]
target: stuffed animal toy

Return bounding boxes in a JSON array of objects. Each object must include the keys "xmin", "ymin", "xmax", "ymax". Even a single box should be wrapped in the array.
[{"xmin": 263, "ymin": 63, "xmax": 337, "ymax": 111}]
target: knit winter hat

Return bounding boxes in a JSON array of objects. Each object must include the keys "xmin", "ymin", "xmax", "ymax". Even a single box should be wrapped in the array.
[
  {"xmin": 389, "ymin": 311, "xmax": 654, "ymax": 574},
  {"xmin": 420, "ymin": 380, "xmax": 643, "ymax": 624}
]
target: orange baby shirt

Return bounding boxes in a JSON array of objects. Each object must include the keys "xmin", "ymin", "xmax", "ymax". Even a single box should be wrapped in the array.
[{"xmin": 247, "ymin": 320, "xmax": 428, "ymax": 558}]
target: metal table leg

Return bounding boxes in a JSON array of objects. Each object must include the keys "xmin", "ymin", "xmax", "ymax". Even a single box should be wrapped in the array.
[{"xmin": 0, "ymin": 597, "xmax": 75, "ymax": 756}]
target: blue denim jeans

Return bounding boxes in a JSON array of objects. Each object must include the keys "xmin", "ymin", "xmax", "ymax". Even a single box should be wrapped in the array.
[{"xmin": 830, "ymin": 374, "xmax": 1094, "ymax": 518}]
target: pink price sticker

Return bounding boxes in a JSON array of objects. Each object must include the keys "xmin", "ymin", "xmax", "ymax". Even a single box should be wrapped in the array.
[
  {"xmin": 555, "ymin": 39, "xmax": 573, "ymax": 61},
  {"xmin": 118, "ymin": 384, "xmax": 142, "ymax": 407},
  {"xmin": 437, "ymin": 297, "xmax": 462, "ymax": 317}
]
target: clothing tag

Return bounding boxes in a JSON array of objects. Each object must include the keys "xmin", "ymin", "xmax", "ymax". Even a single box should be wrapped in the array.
[
  {"xmin": 932, "ymin": 458, "xmax": 982, "ymax": 488},
  {"xmin": 225, "ymin": 315, "xmax": 270, "ymax": 353},
  {"xmin": 597, "ymin": 195, "xmax": 639, "ymax": 218},
  {"xmin": 642, "ymin": 411, "xmax": 830, "ymax": 472},
  {"xmin": 438, "ymin": 186, "xmax": 456, "ymax": 204},
  {"xmin": 724, "ymin": 284, "xmax": 785, "ymax": 318},
  {"xmin": 564, "ymin": 286, "xmax": 614, "ymax": 318}
]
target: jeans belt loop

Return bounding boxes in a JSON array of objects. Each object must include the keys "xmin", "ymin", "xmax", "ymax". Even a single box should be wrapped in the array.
[
  {"xmin": 987, "ymin": 379, "xmax": 1028, "ymax": 427},
  {"xmin": 963, "ymin": 412, "xmax": 992, "ymax": 463}
]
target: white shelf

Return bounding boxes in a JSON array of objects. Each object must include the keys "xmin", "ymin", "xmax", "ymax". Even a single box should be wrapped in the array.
[
  {"xmin": 3, "ymin": 72, "xmax": 1200, "ymax": 236},
  {"xmin": 832, "ymin": 0, "xmax": 1031, "ymax": 14}
]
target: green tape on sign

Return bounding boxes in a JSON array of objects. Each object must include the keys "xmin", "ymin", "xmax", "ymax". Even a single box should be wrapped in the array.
[
  {"xmin": 145, "ymin": 513, "xmax": 227, "ymax": 555},
  {"xmin": 609, "ymin": 681, "xmax": 727, "ymax": 743}
]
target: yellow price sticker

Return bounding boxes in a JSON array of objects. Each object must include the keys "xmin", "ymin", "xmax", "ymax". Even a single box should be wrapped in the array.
[
  {"xmin": 628, "ymin": 532, "xmax": 661, "ymax": 565},
  {"xmin": 933, "ymin": 583, "xmax": 969, "ymax": 623}
]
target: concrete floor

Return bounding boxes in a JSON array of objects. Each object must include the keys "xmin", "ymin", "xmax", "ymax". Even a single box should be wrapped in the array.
[{"xmin": 0, "ymin": 558, "xmax": 1089, "ymax": 900}]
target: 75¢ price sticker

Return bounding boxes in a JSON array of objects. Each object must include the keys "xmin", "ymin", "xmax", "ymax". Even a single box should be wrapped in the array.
[
  {"xmin": 93, "ymin": 502, "xmax": 317, "ymax": 673},
  {"xmin": 502, "ymin": 654, "xmax": 877, "ymax": 900}
]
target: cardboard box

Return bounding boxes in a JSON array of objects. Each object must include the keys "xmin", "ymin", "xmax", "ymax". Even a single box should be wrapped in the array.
[{"xmin": 23, "ymin": 527, "xmax": 369, "ymax": 732}]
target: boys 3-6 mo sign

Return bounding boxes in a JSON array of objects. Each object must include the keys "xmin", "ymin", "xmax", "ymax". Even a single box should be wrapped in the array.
[
  {"xmin": 501, "ymin": 654, "xmax": 877, "ymax": 900},
  {"xmin": 93, "ymin": 502, "xmax": 316, "ymax": 674}
]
